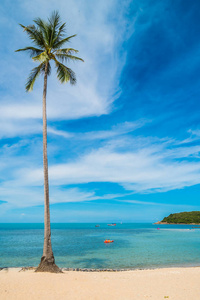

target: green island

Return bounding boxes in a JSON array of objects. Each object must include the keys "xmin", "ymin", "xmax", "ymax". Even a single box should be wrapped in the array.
[{"xmin": 155, "ymin": 211, "xmax": 200, "ymax": 224}]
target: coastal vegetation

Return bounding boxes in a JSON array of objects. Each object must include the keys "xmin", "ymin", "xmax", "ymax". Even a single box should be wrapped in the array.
[
  {"xmin": 16, "ymin": 11, "xmax": 83, "ymax": 272},
  {"xmin": 159, "ymin": 211, "xmax": 200, "ymax": 224}
]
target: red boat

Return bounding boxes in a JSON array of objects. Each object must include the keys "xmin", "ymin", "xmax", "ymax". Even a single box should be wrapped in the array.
[
  {"xmin": 107, "ymin": 223, "xmax": 116, "ymax": 226},
  {"xmin": 104, "ymin": 239, "xmax": 114, "ymax": 243}
]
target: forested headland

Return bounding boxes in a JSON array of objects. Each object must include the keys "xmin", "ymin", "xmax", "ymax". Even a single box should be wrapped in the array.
[{"xmin": 155, "ymin": 211, "xmax": 200, "ymax": 224}]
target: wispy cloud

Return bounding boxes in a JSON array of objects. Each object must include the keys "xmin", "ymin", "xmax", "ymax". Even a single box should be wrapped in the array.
[
  {"xmin": 120, "ymin": 200, "xmax": 198, "ymax": 209},
  {"xmin": 1, "ymin": 115, "xmax": 200, "ymax": 211},
  {"xmin": 49, "ymin": 120, "xmax": 149, "ymax": 140},
  {"xmin": 15, "ymin": 132, "xmax": 200, "ymax": 194},
  {"xmin": 80, "ymin": 120, "xmax": 149, "ymax": 140},
  {"xmin": 0, "ymin": 0, "xmax": 134, "ymax": 141},
  {"xmin": 0, "ymin": 183, "xmax": 97, "ymax": 208},
  {"xmin": 121, "ymin": 200, "xmax": 160, "ymax": 205}
]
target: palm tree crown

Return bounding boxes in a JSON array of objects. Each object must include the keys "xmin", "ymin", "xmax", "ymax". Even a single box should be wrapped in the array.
[{"xmin": 16, "ymin": 11, "xmax": 84, "ymax": 91}]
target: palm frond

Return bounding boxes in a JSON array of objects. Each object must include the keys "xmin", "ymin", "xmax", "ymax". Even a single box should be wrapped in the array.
[
  {"xmin": 48, "ymin": 11, "xmax": 61, "ymax": 47},
  {"xmin": 48, "ymin": 11, "xmax": 60, "ymax": 29},
  {"xmin": 19, "ymin": 24, "xmax": 47, "ymax": 49},
  {"xmin": 25, "ymin": 62, "xmax": 44, "ymax": 91},
  {"xmin": 52, "ymin": 22, "xmax": 66, "ymax": 45},
  {"xmin": 57, "ymin": 22, "xmax": 66, "ymax": 37},
  {"xmin": 19, "ymin": 23, "xmax": 27, "ymax": 30},
  {"xmin": 53, "ymin": 34, "xmax": 77, "ymax": 49},
  {"xmin": 56, "ymin": 53, "xmax": 84, "ymax": 63},
  {"xmin": 55, "ymin": 48, "xmax": 79, "ymax": 54},
  {"xmin": 33, "ymin": 18, "xmax": 49, "ymax": 45},
  {"xmin": 15, "ymin": 46, "xmax": 43, "ymax": 57},
  {"xmin": 53, "ymin": 58, "xmax": 76, "ymax": 84}
]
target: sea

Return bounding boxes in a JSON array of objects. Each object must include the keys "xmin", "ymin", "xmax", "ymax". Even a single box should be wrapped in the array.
[{"xmin": 0, "ymin": 223, "xmax": 200, "ymax": 269}]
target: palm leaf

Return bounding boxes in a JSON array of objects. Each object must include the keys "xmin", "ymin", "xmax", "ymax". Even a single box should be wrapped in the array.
[
  {"xmin": 57, "ymin": 22, "xmax": 66, "ymax": 38},
  {"xmin": 48, "ymin": 11, "xmax": 61, "ymax": 47},
  {"xmin": 15, "ymin": 46, "xmax": 43, "ymax": 57},
  {"xmin": 55, "ymin": 48, "xmax": 79, "ymax": 54},
  {"xmin": 25, "ymin": 62, "xmax": 44, "ymax": 91},
  {"xmin": 52, "ymin": 22, "xmax": 66, "ymax": 45},
  {"xmin": 56, "ymin": 53, "xmax": 84, "ymax": 63},
  {"xmin": 33, "ymin": 18, "xmax": 49, "ymax": 45},
  {"xmin": 48, "ymin": 11, "xmax": 60, "ymax": 29},
  {"xmin": 53, "ymin": 34, "xmax": 77, "ymax": 49},
  {"xmin": 53, "ymin": 59, "xmax": 76, "ymax": 84},
  {"xmin": 19, "ymin": 24, "xmax": 47, "ymax": 49}
]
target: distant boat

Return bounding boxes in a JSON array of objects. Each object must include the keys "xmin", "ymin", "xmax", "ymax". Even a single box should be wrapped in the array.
[
  {"xmin": 95, "ymin": 225, "xmax": 100, "ymax": 227},
  {"xmin": 107, "ymin": 223, "xmax": 116, "ymax": 226}
]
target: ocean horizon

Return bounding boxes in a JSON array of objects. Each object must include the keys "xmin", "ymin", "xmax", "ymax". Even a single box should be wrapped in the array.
[{"xmin": 1, "ymin": 223, "xmax": 200, "ymax": 270}]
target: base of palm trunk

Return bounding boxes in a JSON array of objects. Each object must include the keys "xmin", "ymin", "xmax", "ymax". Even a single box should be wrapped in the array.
[{"xmin": 35, "ymin": 256, "xmax": 62, "ymax": 273}]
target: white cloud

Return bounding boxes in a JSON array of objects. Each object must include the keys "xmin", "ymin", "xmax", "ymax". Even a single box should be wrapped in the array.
[
  {"xmin": 188, "ymin": 129, "xmax": 200, "ymax": 136},
  {"xmin": 120, "ymin": 200, "xmax": 197, "ymax": 209},
  {"xmin": 80, "ymin": 120, "xmax": 149, "ymax": 140},
  {"xmin": 0, "ymin": 117, "xmax": 73, "ymax": 139},
  {"xmin": 0, "ymin": 0, "xmax": 134, "ymax": 139},
  {"xmin": 0, "ymin": 183, "xmax": 97, "ymax": 208},
  {"xmin": 0, "ymin": 118, "xmax": 42, "ymax": 138},
  {"xmin": 48, "ymin": 120, "xmax": 149, "ymax": 140},
  {"xmin": 16, "ymin": 134, "xmax": 200, "ymax": 193},
  {"xmin": 121, "ymin": 200, "xmax": 160, "ymax": 205},
  {"xmin": 1, "ymin": 128, "xmax": 200, "ymax": 209},
  {"xmin": 1, "ymin": 114, "xmax": 200, "ymax": 210},
  {"xmin": 47, "ymin": 127, "xmax": 73, "ymax": 138}
]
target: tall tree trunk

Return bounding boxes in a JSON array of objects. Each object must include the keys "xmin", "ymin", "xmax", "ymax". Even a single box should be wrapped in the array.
[{"xmin": 36, "ymin": 62, "xmax": 61, "ymax": 273}]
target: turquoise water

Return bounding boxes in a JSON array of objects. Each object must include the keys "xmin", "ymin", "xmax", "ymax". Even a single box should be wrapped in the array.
[{"xmin": 0, "ymin": 223, "xmax": 200, "ymax": 269}]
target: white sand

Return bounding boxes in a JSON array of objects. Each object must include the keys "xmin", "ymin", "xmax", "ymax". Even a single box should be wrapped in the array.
[{"xmin": 0, "ymin": 267, "xmax": 200, "ymax": 300}]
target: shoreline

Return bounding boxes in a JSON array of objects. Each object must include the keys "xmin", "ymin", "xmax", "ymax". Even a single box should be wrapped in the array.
[
  {"xmin": 154, "ymin": 222, "xmax": 200, "ymax": 225},
  {"xmin": 1, "ymin": 266, "xmax": 200, "ymax": 299},
  {"xmin": 1, "ymin": 263, "xmax": 200, "ymax": 272}
]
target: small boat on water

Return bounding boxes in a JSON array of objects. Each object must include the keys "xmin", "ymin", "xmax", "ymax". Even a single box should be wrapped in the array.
[
  {"xmin": 95, "ymin": 225, "xmax": 100, "ymax": 227},
  {"xmin": 104, "ymin": 239, "xmax": 114, "ymax": 243},
  {"xmin": 107, "ymin": 223, "xmax": 116, "ymax": 226}
]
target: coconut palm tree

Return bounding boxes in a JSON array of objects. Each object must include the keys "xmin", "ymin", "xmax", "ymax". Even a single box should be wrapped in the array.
[{"xmin": 16, "ymin": 11, "xmax": 83, "ymax": 273}]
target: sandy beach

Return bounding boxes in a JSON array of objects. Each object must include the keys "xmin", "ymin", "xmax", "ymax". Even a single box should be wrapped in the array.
[{"xmin": 0, "ymin": 267, "xmax": 200, "ymax": 300}]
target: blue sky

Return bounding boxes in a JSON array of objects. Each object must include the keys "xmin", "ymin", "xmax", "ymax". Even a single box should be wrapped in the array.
[{"xmin": 1, "ymin": 0, "xmax": 200, "ymax": 223}]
